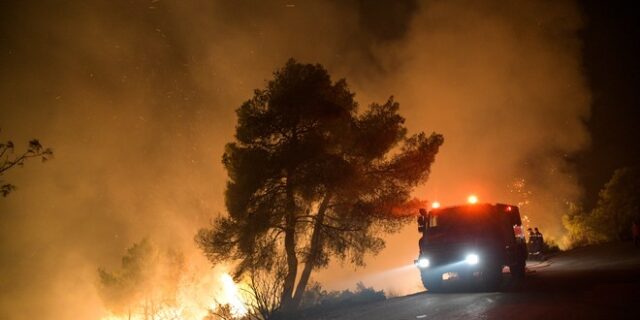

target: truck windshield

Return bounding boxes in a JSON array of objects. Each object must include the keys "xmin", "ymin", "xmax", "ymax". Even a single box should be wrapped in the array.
[{"xmin": 427, "ymin": 207, "xmax": 498, "ymax": 238}]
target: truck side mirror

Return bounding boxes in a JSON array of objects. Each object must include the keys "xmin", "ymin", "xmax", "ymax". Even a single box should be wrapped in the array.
[{"xmin": 419, "ymin": 208, "xmax": 427, "ymax": 217}]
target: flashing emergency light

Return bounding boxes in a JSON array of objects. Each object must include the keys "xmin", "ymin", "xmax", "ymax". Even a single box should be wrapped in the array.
[
  {"xmin": 467, "ymin": 194, "xmax": 478, "ymax": 204},
  {"xmin": 431, "ymin": 201, "xmax": 441, "ymax": 209}
]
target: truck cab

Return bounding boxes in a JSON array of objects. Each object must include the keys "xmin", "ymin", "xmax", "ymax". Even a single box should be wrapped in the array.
[{"xmin": 415, "ymin": 203, "xmax": 527, "ymax": 291}]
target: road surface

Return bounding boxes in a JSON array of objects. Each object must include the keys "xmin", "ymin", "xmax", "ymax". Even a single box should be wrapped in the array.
[{"xmin": 316, "ymin": 242, "xmax": 640, "ymax": 320}]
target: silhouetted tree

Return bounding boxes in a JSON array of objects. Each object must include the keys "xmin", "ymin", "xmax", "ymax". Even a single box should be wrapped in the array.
[
  {"xmin": 98, "ymin": 239, "xmax": 185, "ymax": 319},
  {"xmin": 563, "ymin": 166, "xmax": 640, "ymax": 246},
  {"xmin": 0, "ymin": 130, "xmax": 53, "ymax": 196},
  {"xmin": 196, "ymin": 59, "xmax": 443, "ymax": 315},
  {"xmin": 589, "ymin": 167, "xmax": 640, "ymax": 240}
]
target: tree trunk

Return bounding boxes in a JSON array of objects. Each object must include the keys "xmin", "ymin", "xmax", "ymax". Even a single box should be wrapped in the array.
[
  {"xmin": 280, "ymin": 172, "xmax": 299, "ymax": 313},
  {"xmin": 291, "ymin": 193, "xmax": 332, "ymax": 308}
]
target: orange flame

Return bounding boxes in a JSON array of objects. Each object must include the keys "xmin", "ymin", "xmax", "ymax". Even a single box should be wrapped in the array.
[{"xmin": 100, "ymin": 270, "xmax": 248, "ymax": 320}]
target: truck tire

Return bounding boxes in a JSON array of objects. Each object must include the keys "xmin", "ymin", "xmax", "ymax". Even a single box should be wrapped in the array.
[
  {"xmin": 509, "ymin": 261, "xmax": 526, "ymax": 278},
  {"xmin": 483, "ymin": 264, "xmax": 503, "ymax": 291},
  {"xmin": 420, "ymin": 270, "xmax": 442, "ymax": 292}
]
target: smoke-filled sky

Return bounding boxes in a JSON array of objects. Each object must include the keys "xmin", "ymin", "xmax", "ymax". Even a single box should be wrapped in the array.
[{"xmin": 3, "ymin": 0, "xmax": 634, "ymax": 319}]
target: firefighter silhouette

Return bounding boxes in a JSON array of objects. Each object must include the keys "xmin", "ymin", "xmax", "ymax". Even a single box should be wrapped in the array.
[
  {"xmin": 534, "ymin": 227, "xmax": 544, "ymax": 251},
  {"xmin": 527, "ymin": 228, "xmax": 535, "ymax": 250}
]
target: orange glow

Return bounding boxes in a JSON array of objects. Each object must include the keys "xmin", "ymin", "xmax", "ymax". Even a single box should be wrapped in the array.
[
  {"xmin": 467, "ymin": 194, "xmax": 478, "ymax": 204},
  {"xmin": 431, "ymin": 201, "xmax": 441, "ymax": 209},
  {"xmin": 99, "ymin": 271, "xmax": 248, "ymax": 320}
]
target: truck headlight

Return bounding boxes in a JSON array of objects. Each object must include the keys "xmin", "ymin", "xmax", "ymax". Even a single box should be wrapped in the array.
[
  {"xmin": 465, "ymin": 253, "xmax": 479, "ymax": 265},
  {"xmin": 417, "ymin": 258, "xmax": 430, "ymax": 268}
]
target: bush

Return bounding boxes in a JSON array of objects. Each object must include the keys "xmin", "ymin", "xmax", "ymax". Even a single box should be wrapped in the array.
[
  {"xmin": 295, "ymin": 282, "xmax": 386, "ymax": 318},
  {"xmin": 562, "ymin": 166, "xmax": 640, "ymax": 248}
]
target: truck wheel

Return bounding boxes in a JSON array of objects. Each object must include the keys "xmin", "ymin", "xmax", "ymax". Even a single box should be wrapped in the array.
[
  {"xmin": 509, "ymin": 261, "xmax": 526, "ymax": 278},
  {"xmin": 420, "ymin": 270, "xmax": 442, "ymax": 292},
  {"xmin": 483, "ymin": 265, "xmax": 503, "ymax": 291}
]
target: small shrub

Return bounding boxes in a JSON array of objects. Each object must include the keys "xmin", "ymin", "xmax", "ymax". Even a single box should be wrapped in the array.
[{"xmin": 295, "ymin": 281, "xmax": 386, "ymax": 319}]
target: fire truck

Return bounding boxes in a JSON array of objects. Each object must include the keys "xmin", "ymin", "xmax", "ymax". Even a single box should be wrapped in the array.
[{"xmin": 415, "ymin": 202, "xmax": 527, "ymax": 291}]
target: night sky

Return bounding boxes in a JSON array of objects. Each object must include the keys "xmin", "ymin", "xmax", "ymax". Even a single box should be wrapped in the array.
[{"xmin": 577, "ymin": 0, "xmax": 640, "ymax": 208}]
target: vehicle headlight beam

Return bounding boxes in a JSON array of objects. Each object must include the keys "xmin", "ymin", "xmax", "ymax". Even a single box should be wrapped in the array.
[
  {"xmin": 417, "ymin": 258, "xmax": 430, "ymax": 268},
  {"xmin": 465, "ymin": 253, "xmax": 479, "ymax": 265}
]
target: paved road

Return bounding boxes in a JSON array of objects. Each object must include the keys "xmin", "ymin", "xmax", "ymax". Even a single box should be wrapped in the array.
[{"xmin": 318, "ymin": 243, "xmax": 640, "ymax": 320}]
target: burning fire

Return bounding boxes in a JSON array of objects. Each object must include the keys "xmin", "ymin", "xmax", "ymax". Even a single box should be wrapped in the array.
[
  {"xmin": 220, "ymin": 273, "xmax": 249, "ymax": 316},
  {"xmin": 100, "ymin": 270, "xmax": 248, "ymax": 320}
]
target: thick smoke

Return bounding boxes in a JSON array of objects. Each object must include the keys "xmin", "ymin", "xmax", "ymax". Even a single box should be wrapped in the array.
[
  {"xmin": 322, "ymin": 1, "xmax": 590, "ymax": 294},
  {"xmin": 0, "ymin": 1, "xmax": 589, "ymax": 318}
]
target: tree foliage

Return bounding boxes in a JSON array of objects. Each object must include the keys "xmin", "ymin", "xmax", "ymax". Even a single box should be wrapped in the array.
[
  {"xmin": 97, "ymin": 239, "xmax": 185, "ymax": 319},
  {"xmin": 196, "ymin": 59, "xmax": 443, "ymax": 314},
  {"xmin": 589, "ymin": 167, "xmax": 640, "ymax": 240},
  {"xmin": 563, "ymin": 166, "xmax": 640, "ymax": 246},
  {"xmin": 0, "ymin": 130, "xmax": 53, "ymax": 197}
]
